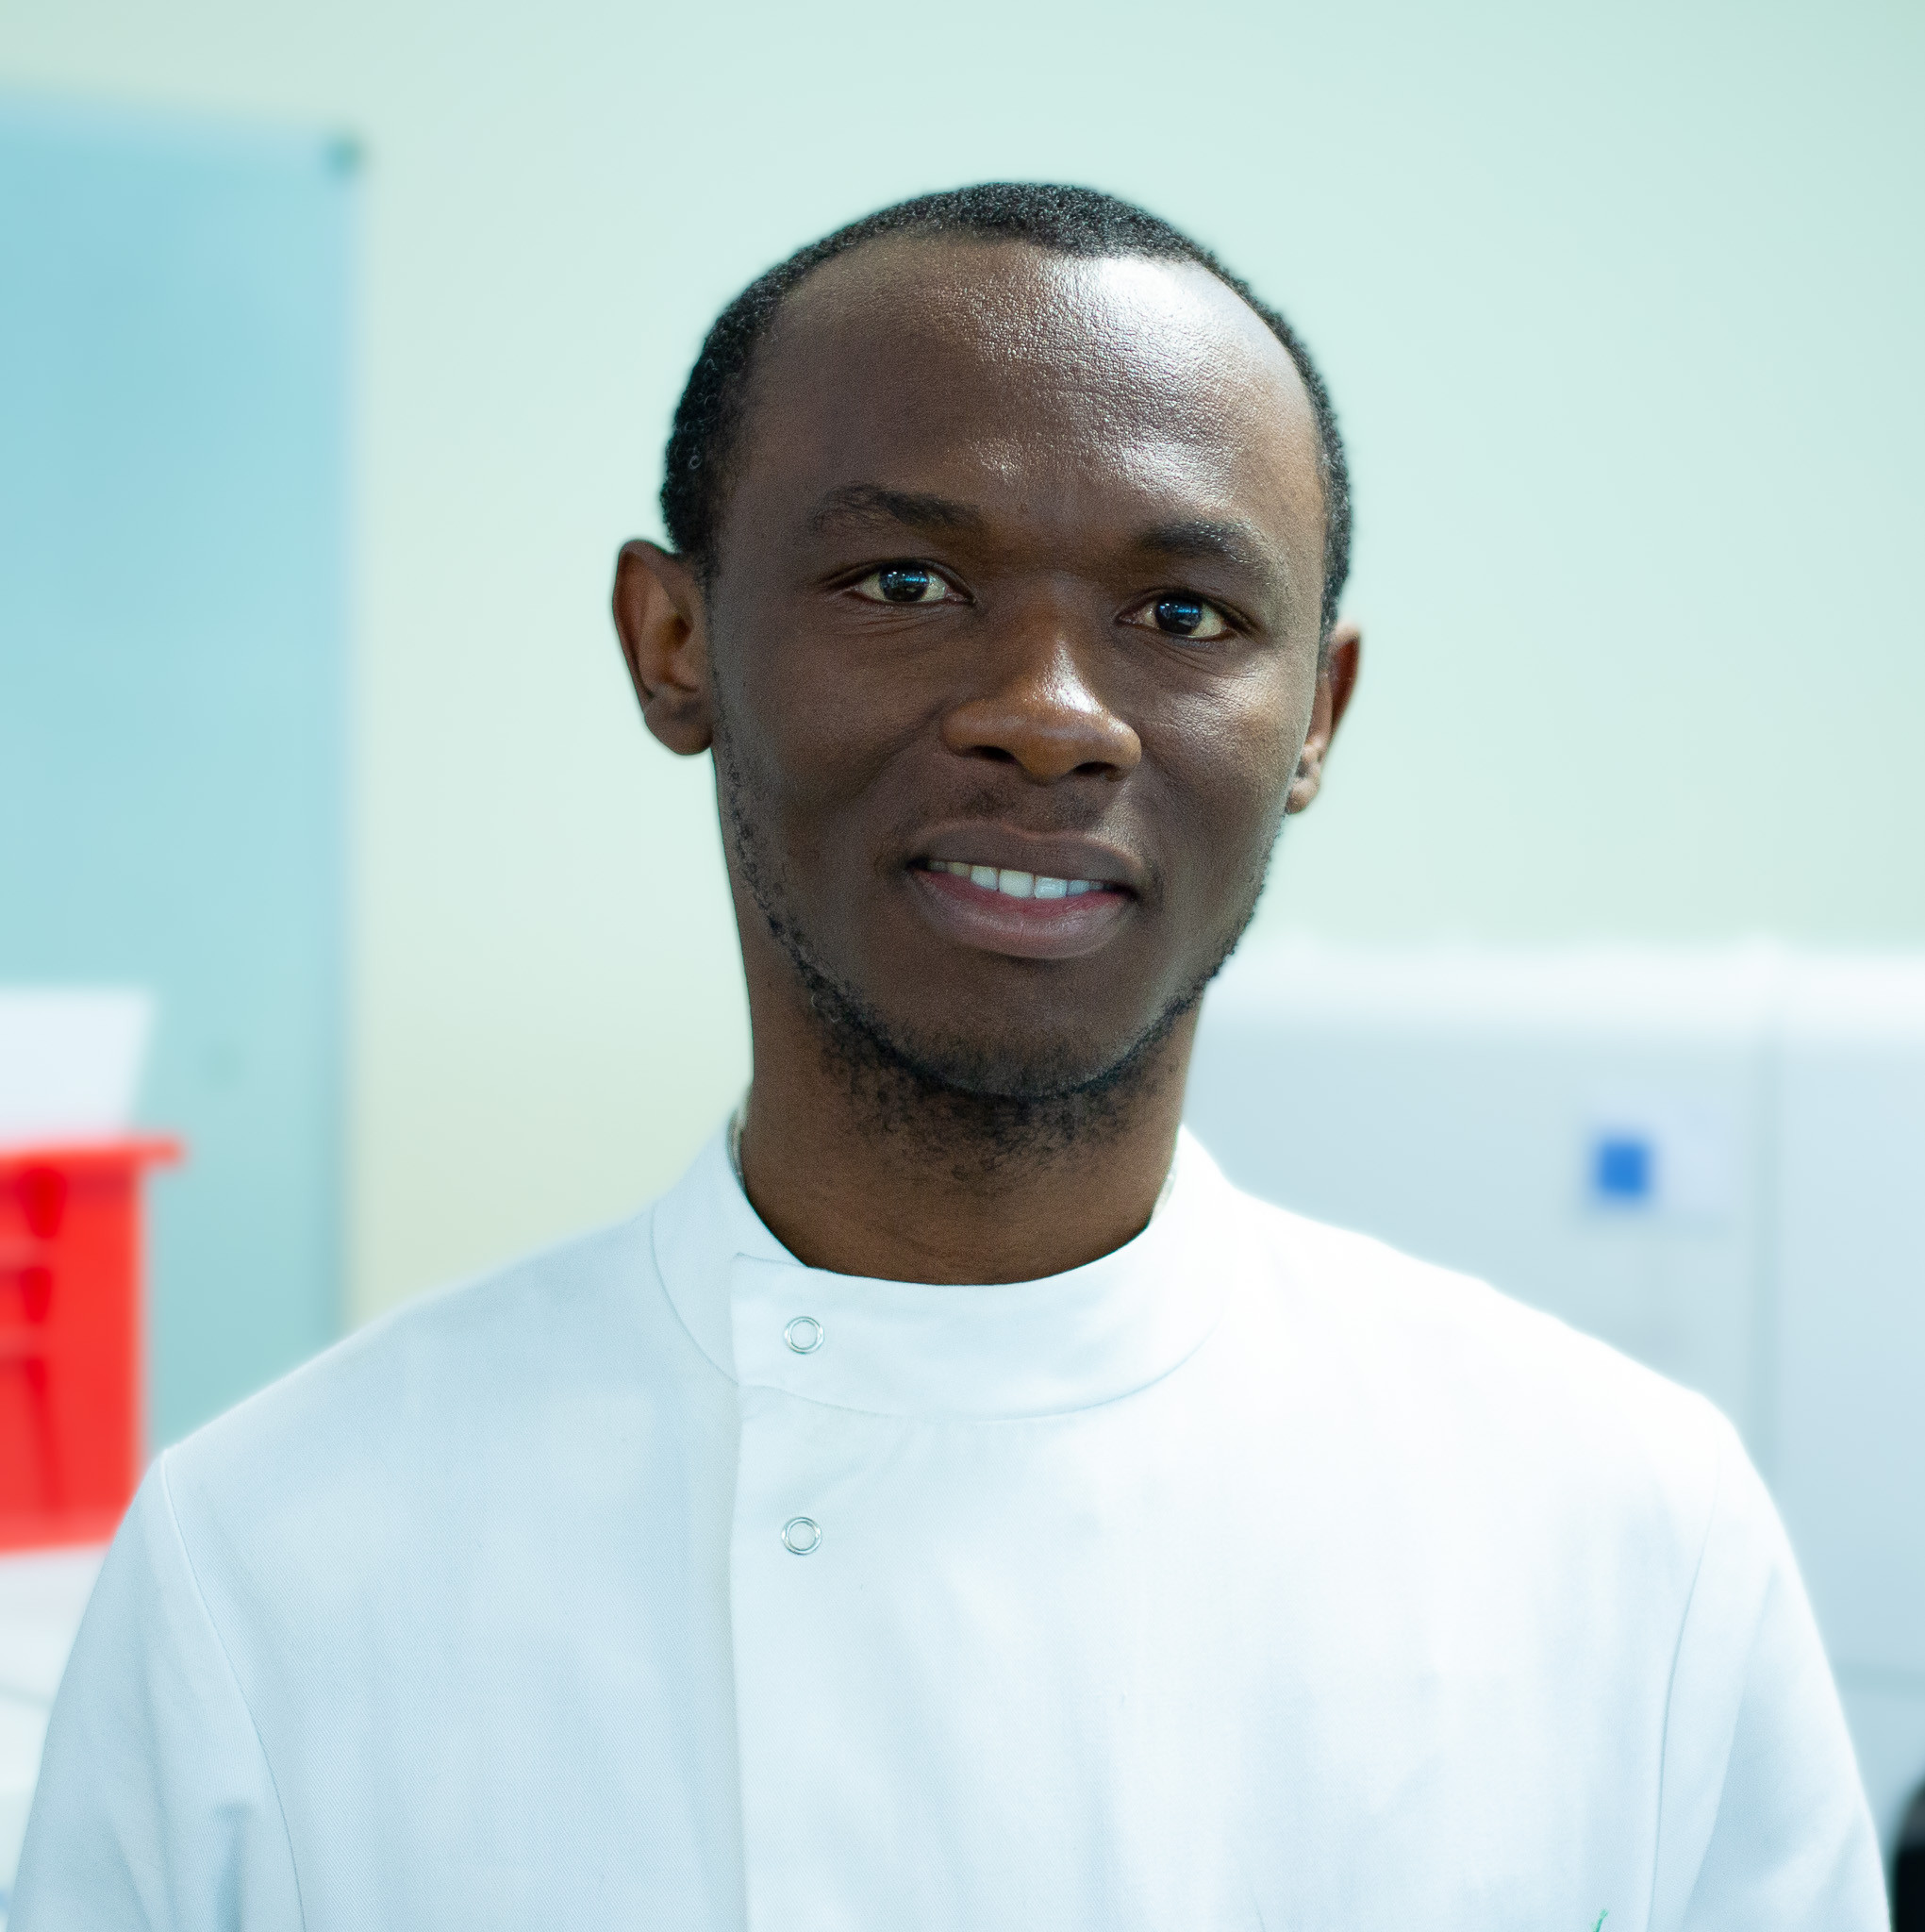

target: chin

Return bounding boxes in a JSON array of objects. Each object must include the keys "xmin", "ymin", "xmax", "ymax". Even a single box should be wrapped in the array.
[
  {"xmin": 830, "ymin": 974, "xmax": 1197, "ymax": 1112},
  {"xmin": 814, "ymin": 1003, "xmax": 1180, "ymax": 1166},
  {"xmin": 888, "ymin": 1024, "xmax": 1135, "ymax": 1103}
]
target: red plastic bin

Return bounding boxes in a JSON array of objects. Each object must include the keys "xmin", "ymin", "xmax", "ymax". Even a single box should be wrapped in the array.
[{"xmin": 0, "ymin": 1138, "xmax": 180, "ymax": 1552}]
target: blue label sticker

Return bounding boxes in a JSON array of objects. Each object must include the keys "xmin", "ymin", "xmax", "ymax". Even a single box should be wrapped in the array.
[{"xmin": 1593, "ymin": 1135, "xmax": 1653, "ymax": 1203}]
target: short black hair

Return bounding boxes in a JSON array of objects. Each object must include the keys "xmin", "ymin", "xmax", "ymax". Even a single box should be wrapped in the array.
[{"xmin": 661, "ymin": 182, "xmax": 1352, "ymax": 639}]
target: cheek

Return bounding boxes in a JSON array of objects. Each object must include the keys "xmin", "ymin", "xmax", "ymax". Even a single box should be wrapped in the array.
[
  {"xmin": 1156, "ymin": 677, "xmax": 1311, "ymax": 858},
  {"xmin": 722, "ymin": 627, "xmax": 930, "ymax": 842}
]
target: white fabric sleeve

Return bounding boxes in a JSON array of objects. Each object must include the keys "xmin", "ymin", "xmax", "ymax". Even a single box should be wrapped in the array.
[
  {"xmin": 8, "ymin": 1457, "xmax": 304, "ymax": 1931},
  {"xmin": 1651, "ymin": 1415, "xmax": 1887, "ymax": 1931}
]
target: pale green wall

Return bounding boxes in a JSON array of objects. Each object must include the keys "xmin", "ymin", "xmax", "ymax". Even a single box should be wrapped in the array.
[{"xmin": 3, "ymin": 0, "xmax": 1917, "ymax": 1324}]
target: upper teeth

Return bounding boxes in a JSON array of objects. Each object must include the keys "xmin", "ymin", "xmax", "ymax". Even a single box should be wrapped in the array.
[{"xmin": 930, "ymin": 860, "xmax": 1101, "ymax": 900}]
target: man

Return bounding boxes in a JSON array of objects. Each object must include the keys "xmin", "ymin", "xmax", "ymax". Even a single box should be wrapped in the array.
[{"xmin": 15, "ymin": 185, "xmax": 1884, "ymax": 1927}]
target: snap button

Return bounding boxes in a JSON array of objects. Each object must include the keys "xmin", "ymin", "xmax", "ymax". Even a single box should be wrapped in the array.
[
  {"xmin": 782, "ymin": 1516, "xmax": 822, "ymax": 1557},
  {"xmin": 783, "ymin": 1315, "xmax": 824, "ymax": 1355}
]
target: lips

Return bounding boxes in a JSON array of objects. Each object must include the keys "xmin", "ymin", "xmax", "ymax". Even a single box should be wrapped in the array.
[
  {"xmin": 913, "ymin": 825, "xmax": 1144, "ymax": 896},
  {"xmin": 905, "ymin": 831, "xmax": 1139, "ymax": 961}
]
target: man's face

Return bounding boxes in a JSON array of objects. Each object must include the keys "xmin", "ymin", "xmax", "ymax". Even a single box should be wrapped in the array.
[{"xmin": 663, "ymin": 240, "xmax": 1341, "ymax": 1101}]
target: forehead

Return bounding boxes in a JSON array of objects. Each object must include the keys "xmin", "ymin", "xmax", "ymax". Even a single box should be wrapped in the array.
[{"xmin": 723, "ymin": 239, "xmax": 1324, "ymax": 554}]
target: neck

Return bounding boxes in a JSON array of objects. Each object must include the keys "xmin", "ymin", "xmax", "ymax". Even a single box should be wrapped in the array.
[{"xmin": 734, "ymin": 974, "xmax": 1196, "ymax": 1287}]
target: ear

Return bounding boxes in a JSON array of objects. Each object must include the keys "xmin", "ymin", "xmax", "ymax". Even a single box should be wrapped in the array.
[
  {"xmin": 1285, "ymin": 620, "xmax": 1362, "ymax": 814},
  {"xmin": 612, "ymin": 540, "xmax": 715, "ymax": 756}
]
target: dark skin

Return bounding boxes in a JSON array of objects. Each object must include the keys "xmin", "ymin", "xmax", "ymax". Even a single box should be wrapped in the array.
[{"xmin": 614, "ymin": 239, "xmax": 1359, "ymax": 1285}]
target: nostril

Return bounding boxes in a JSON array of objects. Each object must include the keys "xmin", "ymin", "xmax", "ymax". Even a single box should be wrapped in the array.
[{"xmin": 940, "ymin": 679, "xmax": 1142, "ymax": 781}]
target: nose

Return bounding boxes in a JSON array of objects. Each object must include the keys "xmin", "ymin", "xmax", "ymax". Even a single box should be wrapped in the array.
[{"xmin": 940, "ymin": 628, "xmax": 1142, "ymax": 783}]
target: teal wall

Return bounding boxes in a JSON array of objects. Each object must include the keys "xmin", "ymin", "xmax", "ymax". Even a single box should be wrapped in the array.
[{"xmin": 0, "ymin": 101, "xmax": 350, "ymax": 1441}]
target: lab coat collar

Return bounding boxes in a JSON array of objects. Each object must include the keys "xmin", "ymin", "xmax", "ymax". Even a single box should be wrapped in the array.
[{"xmin": 651, "ymin": 1121, "xmax": 1233, "ymax": 1420}]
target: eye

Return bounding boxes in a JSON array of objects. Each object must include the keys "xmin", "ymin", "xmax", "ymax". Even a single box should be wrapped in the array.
[
  {"xmin": 1124, "ymin": 592, "xmax": 1236, "ymax": 642},
  {"xmin": 851, "ymin": 563, "xmax": 956, "ymax": 606}
]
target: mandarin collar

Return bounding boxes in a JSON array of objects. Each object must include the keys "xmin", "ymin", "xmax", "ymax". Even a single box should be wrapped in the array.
[{"xmin": 651, "ymin": 1124, "xmax": 1231, "ymax": 1421}]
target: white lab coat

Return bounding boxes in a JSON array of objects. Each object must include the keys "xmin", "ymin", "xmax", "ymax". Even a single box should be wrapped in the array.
[{"xmin": 12, "ymin": 1126, "xmax": 1885, "ymax": 1928}]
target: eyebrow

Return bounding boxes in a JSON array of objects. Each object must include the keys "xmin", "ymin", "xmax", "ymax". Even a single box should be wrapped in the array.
[
  {"xmin": 808, "ymin": 484, "xmax": 988, "ymax": 537},
  {"xmin": 1130, "ymin": 517, "xmax": 1273, "ymax": 573}
]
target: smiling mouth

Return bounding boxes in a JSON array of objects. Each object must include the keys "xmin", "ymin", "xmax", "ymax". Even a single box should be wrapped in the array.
[
  {"xmin": 906, "ymin": 856, "xmax": 1135, "ymax": 961},
  {"xmin": 918, "ymin": 858, "xmax": 1113, "ymax": 902}
]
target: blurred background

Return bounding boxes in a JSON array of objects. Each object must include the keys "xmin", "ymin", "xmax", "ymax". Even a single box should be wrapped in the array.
[{"xmin": 1, "ymin": 0, "xmax": 1921, "ymax": 1899}]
